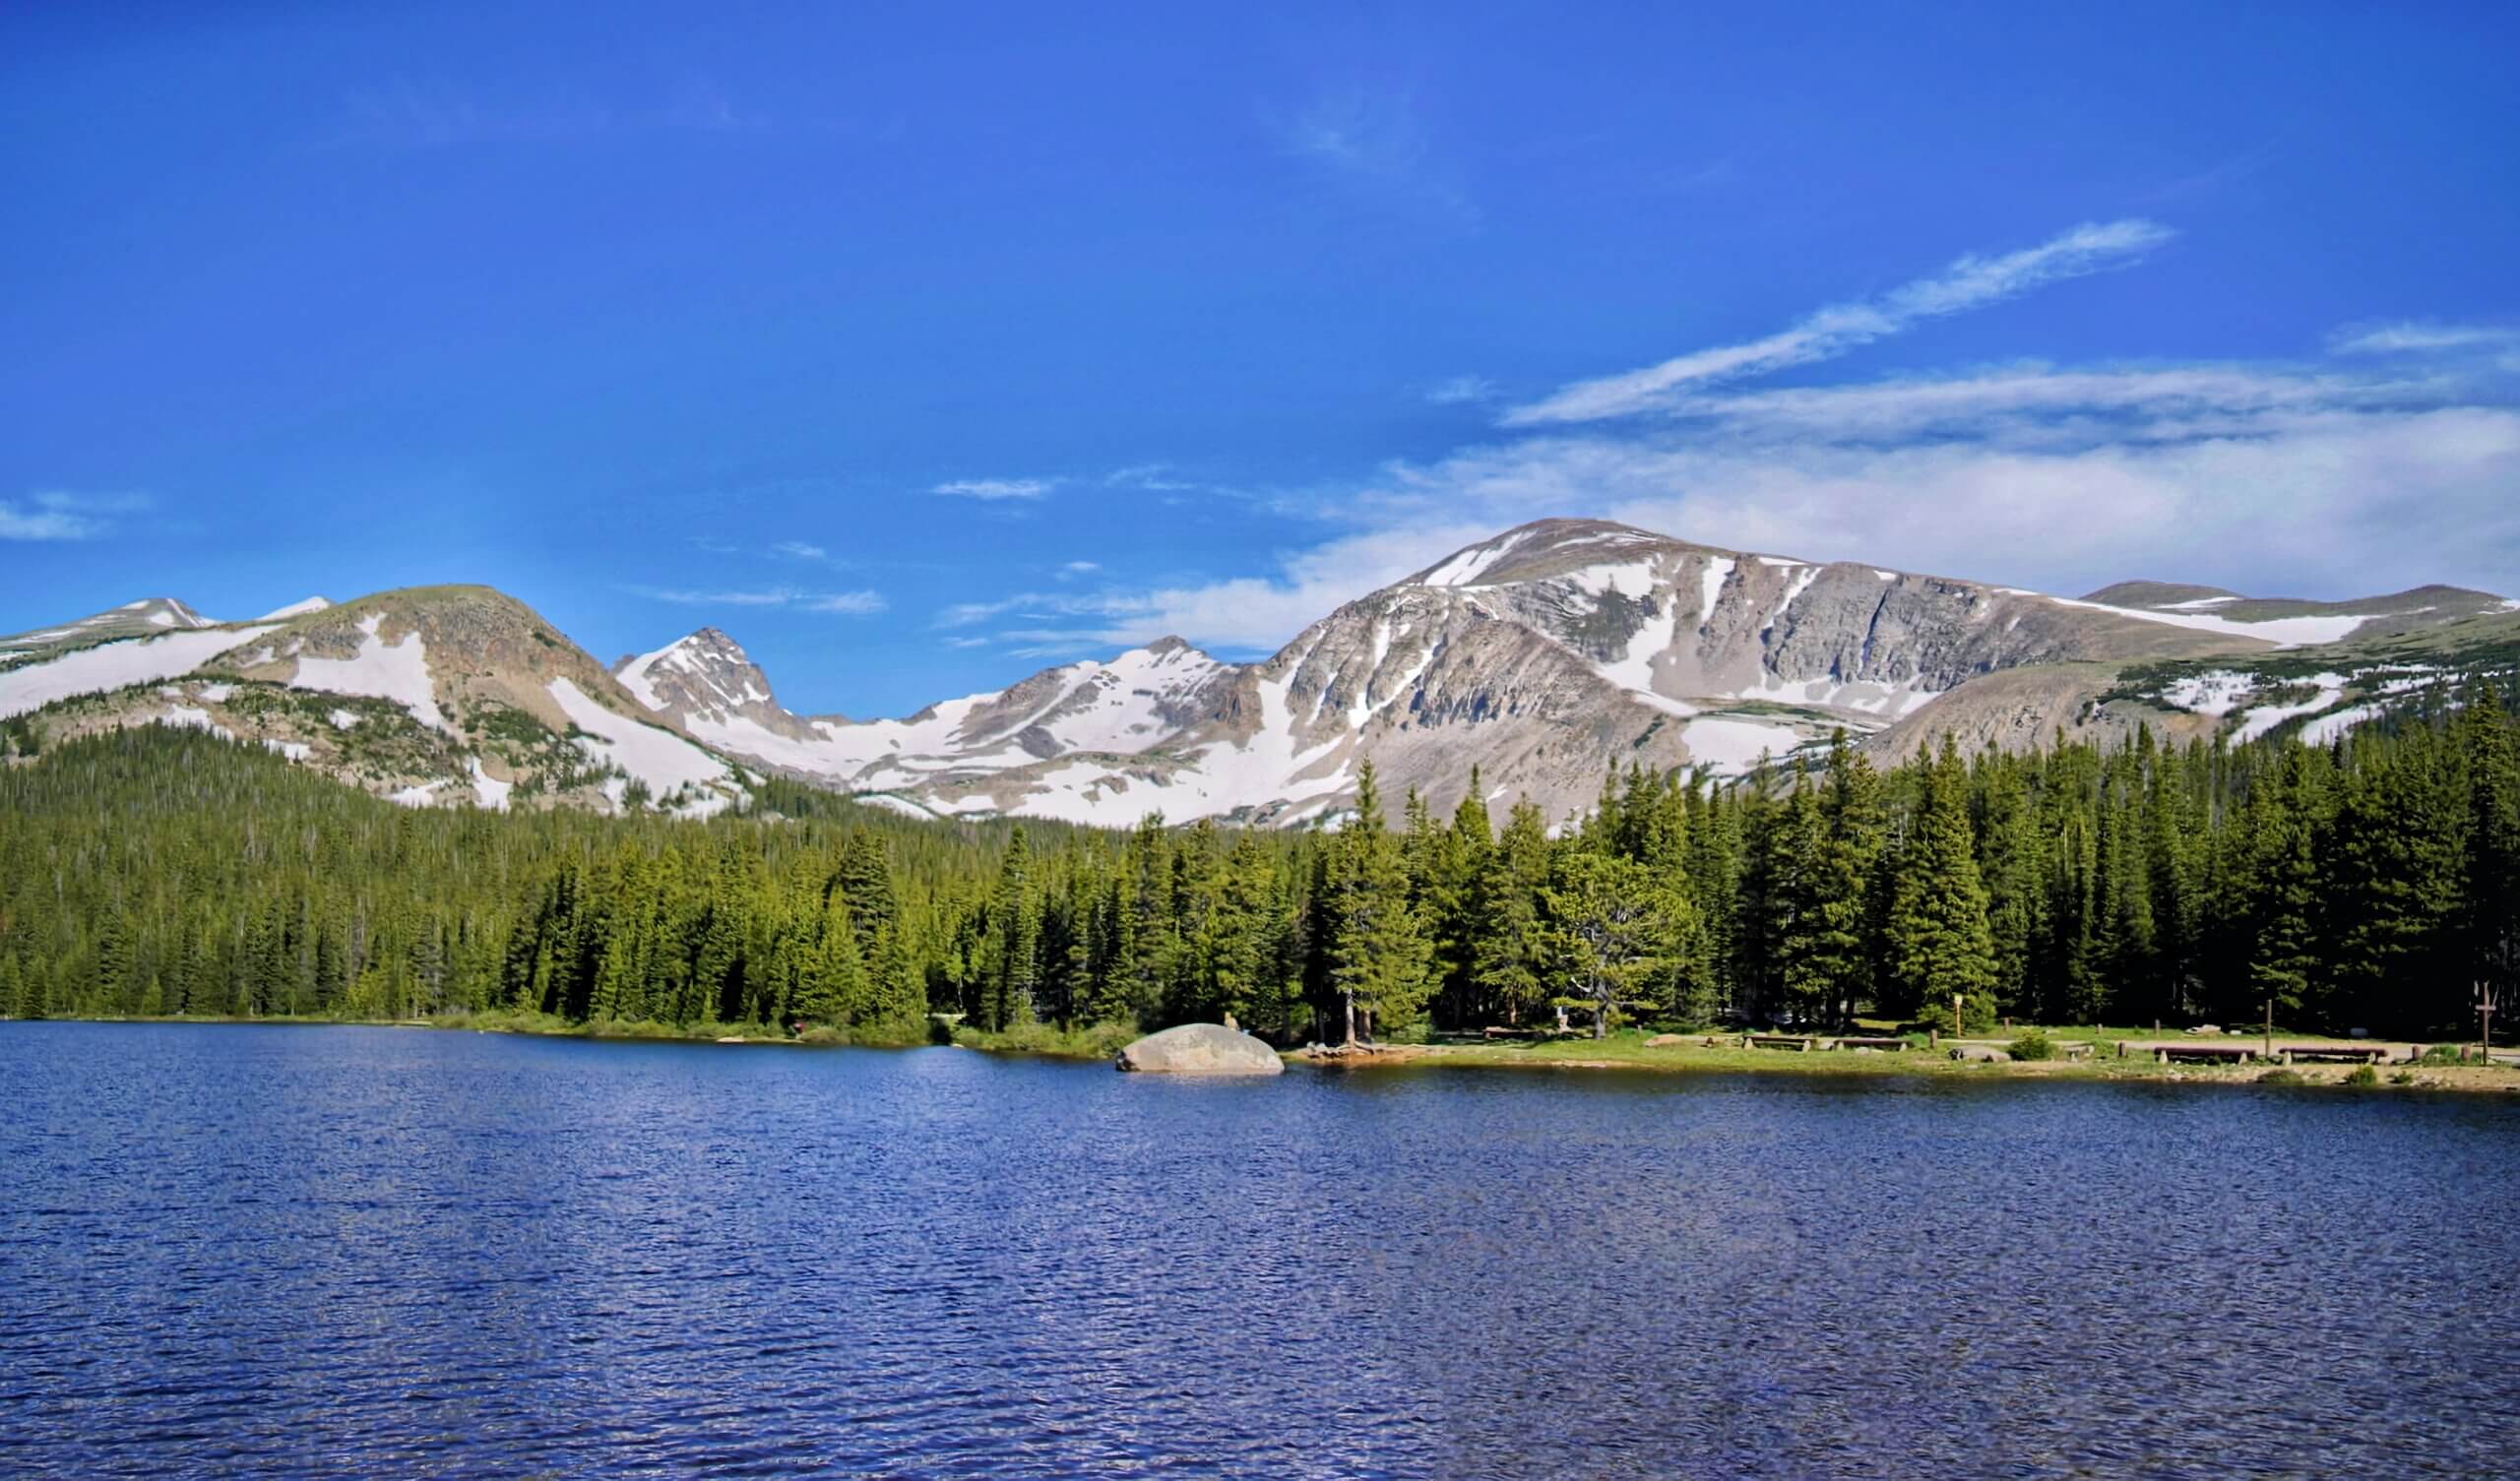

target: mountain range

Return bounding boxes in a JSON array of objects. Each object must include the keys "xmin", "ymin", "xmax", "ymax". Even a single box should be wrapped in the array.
[{"xmin": 5, "ymin": 518, "xmax": 2513, "ymax": 827}]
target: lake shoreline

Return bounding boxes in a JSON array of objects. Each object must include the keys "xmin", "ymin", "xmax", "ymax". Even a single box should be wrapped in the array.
[
  {"xmin": 1291, "ymin": 1035, "xmax": 2520, "ymax": 1092},
  {"xmin": 11, "ymin": 1013, "xmax": 2517, "ymax": 1093}
]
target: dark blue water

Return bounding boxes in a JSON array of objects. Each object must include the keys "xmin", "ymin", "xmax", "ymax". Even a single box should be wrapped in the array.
[{"xmin": 3, "ymin": 1024, "xmax": 2517, "ymax": 1478}]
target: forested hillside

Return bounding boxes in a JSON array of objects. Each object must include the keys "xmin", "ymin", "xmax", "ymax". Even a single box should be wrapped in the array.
[{"xmin": 4, "ymin": 684, "xmax": 2514, "ymax": 1041}]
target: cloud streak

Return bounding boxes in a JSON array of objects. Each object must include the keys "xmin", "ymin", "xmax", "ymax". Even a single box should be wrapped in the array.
[
  {"xmin": 0, "ymin": 491, "xmax": 138, "ymax": 541},
  {"xmin": 1424, "ymin": 375, "xmax": 1499, "ymax": 405},
  {"xmin": 1502, "ymin": 219, "xmax": 2176, "ymax": 426},
  {"xmin": 633, "ymin": 586, "xmax": 886, "ymax": 615},
  {"xmin": 932, "ymin": 477, "xmax": 1054, "ymax": 501},
  {"xmin": 1054, "ymin": 348, "xmax": 2519, "ymax": 653},
  {"xmin": 2330, "ymin": 322, "xmax": 2520, "ymax": 356}
]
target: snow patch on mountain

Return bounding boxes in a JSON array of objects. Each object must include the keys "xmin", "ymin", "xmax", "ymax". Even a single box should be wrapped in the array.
[
  {"xmin": 2299, "ymin": 704, "xmax": 2386, "ymax": 747},
  {"xmin": 256, "ymin": 596, "xmax": 333, "ymax": 621},
  {"xmin": 1565, "ymin": 559, "xmax": 1661, "ymax": 599},
  {"xmin": 1594, "ymin": 592, "xmax": 1684, "ymax": 706},
  {"xmin": 1681, "ymin": 716, "xmax": 1805, "ymax": 773},
  {"xmin": 993, "ymin": 675, "xmax": 1347, "ymax": 827},
  {"xmin": 2231, "ymin": 673, "xmax": 2351, "ymax": 743},
  {"xmin": 2055, "ymin": 597, "xmax": 2370, "ymax": 648},
  {"xmin": 546, "ymin": 678, "xmax": 737, "ymax": 818},
  {"xmin": 0, "ymin": 625, "xmax": 278, "ymax": 719},
  {"xmin": 2161, "ymin": 670, "xmax": 2256, "ymax": 716},
  {"xmin": 1418, "ymin": 527, "xmax": 1539, "ymax": 587},
  {"xmin": 287, "ymin": 615, "xmax": 450, "ymax": 731},
  {"xmin": 469, "ymin": 757, "xmax": 513, "ymax": 810},
  {"xmin": 1696, "ymin": 557, "xmax": 1735, "ymax": 627}
]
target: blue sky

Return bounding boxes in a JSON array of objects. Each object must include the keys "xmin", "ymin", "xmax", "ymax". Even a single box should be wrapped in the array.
[{"xmin": 4, "ymin": 2, "xmax": 2515, "ymax": 715}]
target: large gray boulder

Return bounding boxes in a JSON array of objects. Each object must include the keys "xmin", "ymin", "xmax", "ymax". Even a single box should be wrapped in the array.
[{"xmin": 1115, "ymin": 1023, "xmax": 1285, "ymax": 1076}]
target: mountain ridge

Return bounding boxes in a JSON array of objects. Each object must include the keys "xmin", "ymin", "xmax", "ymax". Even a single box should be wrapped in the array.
[{"xmin": 3, "ymin": 519, "xmax": 2509, "ymax": 828}]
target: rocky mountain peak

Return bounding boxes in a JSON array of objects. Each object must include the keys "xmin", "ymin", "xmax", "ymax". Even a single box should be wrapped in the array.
[
  {"xmin": 0, "ymin": 596, "xmax": 220, "ymax": 660},
  {"xmin": 614, "ymin": 628, "xmax": 807, "ymax": 737},
  {"xmin": 1407, "ymin": 518, "xmax": 1691, "ymax": 589}
]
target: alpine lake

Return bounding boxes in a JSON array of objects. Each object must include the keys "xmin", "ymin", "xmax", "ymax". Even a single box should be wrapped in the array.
[{"xmin": 4, "ymin": 1021, "xmax": 2516, "ymax": 1478}]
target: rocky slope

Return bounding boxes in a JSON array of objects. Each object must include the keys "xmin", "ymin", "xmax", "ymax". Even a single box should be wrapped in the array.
[
  {"xmin": 0, "ymin": 597, "xmax": 221, "ymax": 664},
  {"xmin": 4, "ymin": 518, "xmax": 2506, "ymax": 830},
  {"xmin": 614, "ymin": 518, "xmax": 2505, "ymax": 828},
  {"xmin": 3, "ymin": 586, "xmax": 748, "ymax": 817},
  {"xmin": 610, "ymin": 629, "xmax": 1236, "ymax": 818}
]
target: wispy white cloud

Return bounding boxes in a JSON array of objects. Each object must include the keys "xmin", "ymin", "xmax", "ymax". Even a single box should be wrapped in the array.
[
  {"xmin": 0, "ymin": 491, "xmax": 140, "ymax": 541},
  {"xmin": 769, "ymin": 539, "xmax": 860, "ymax": 569},
  {"xmin": 941, "ymin": 636, "xmax": 991, "ymax": 649},
  {"xmin": 1667, "ymin": 362, "xmax": 2454, "ymax": 445},
  {"xmin": 1502, "ymin": 219, "xmax": 2176, "ymax": 426},
  {"xmin": 2329, "ymin": 322, "xmax": 2520, "ymax": 356},
  {"xmin": 1106, "ymin": 463, "xmax": 1199, "ymax": 492},
  {"xmin": 932, "ymin": 477, "xmax": 1055, "ymax": 501},
  {"xmin": 633, "ymin": 585, "xmax": 886, "ymax": 615},
  {"xmin": 1277, "ymin": 85, "xmax": 1476, "ymax": 223},
  {"xmin": 1059, "ymin": 352, "xmax": 2519, "ymax": 652},
  {"xmin": 933, "ymin": 592, "xmax": 1089, "ymax": 629},
  {"xmin": 1059, "ymin": 560, "xmax": 1102, "ymax": 577},
  {"xmin": 1424, "ymin": 375, "xmax": 1499, "ymax": 405},
  {"xmin": 799, "ymin": 591, "xmax": 888, "ymax": 614}
]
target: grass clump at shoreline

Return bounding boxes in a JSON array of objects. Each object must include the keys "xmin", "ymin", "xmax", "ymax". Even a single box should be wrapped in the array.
[
  {"xmin": 951, "ymin": 1019, "xmax": 1138, "ymax": 1061},
  {"xmin": 1305, "ymin": 1024, "xmax": 2519, "ymax": 1092},
  {"xmin": 424, "ymin": 1006, "xmax": 936, "ymax": 1048}
]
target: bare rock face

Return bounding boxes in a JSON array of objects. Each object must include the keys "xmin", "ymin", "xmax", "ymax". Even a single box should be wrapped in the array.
[
  {"xmin": 615, "ymin": 628, "xmax": 825, "ymax": 740},
  {"xmin": 0, "ymin": 596, "xmax": 220, "ymax": 663},
  {"xmin": 581, "ymin": 516, "xmax": 2508, "ymax": 829},
  {"xmin": 1115, "ymin": 1023, "xmax": 1286, "ymax": 1076}
]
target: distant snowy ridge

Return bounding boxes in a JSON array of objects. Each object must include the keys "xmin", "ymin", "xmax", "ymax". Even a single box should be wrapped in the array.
[{"xmin": 6, "ymin": 524, "xmax": 2510, "ymax": 831}]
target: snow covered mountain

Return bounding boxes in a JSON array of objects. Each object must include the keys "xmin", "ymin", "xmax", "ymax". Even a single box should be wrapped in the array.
[
  {"xmin": 3, "ymin": 586, "xmax": 747, "ymax": 818},
  {"xmin": 3, "ymin": 518, "xmax": 2509, "ymax": 830},
  {"xmin": 590, "ymin": 518, "xmax": 2514, "ymax": 829},
  {"xmin": 610, "ymin": 629, "xmax": 1233, "ymax": 818},
  {"xmin": 0, "ymin": 597, "xmax": 220, "ymax": 661}
]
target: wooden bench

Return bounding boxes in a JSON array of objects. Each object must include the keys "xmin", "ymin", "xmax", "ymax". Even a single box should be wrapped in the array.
[
  {"xmin": 2276, "ymin": 1043, "xmax": 2387, "ymax": 1065},
  {"xmin": 1745, "ymin": 1034, "xmax": 1819, "ymax": 1052},
  {"xmin": 1829, "ymin": 1035, "xmax": 1909, "ymax": 1052},
  {"xmin": 2116, "ymin": 1039, "xmax": 2258, "ymax": 1064}
]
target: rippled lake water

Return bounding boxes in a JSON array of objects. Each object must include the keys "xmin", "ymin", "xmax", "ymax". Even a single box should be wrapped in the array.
[{"xmin": 3, "ymin": 1022, "xmax": 2517, "ymax": 1478}]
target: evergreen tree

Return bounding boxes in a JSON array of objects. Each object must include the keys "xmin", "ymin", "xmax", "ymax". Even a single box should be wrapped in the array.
[
  {"xmin": 1883, "ymin": 740, "xmax": 1997, "ymax": 1024},
  {"xmin": 986, "ymin": 827, "xmax": 1040, "ymax": 1029},
  {"xmin": 1471, "ymin": 796, "xmax": 1554, "ymax": 1027},
  {"xmin": 1326, "ymin": 760, "xmax": 1432, "ymax": 1043},
  {"xmin": 2460, "ymin": 687, "xmax": 2520, "ymax": 1004},
  {"xmin": 1544, "ymin": 851, "xmax": 1683, "ymax": 1037}
]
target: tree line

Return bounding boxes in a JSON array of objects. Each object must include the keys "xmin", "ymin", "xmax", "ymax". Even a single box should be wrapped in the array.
[{"xmin": 2, "ymin": 685, "xmax": 2513, "ymax": 1042}]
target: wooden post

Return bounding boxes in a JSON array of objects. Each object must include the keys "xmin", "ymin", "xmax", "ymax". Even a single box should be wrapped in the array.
[
  {"xmin": 2478, "ymin": 981, "xmax": 2498, "ymax": 1064},
  {"xmin": 2264, "ymin": 997, "xmax": 2273, "ymax": 1063},
  {"xmin": 1954, "ymin": 992, "xmax": 1965, "ymax": 1038}
]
